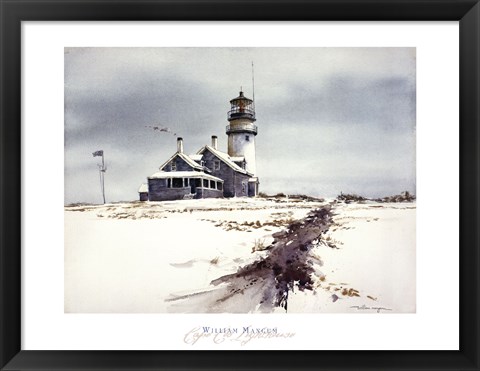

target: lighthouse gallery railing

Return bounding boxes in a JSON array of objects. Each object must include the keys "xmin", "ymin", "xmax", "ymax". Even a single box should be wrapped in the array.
[{"xmin": 226, "ymin": 123, "xmax": 258, "ymax": 135}]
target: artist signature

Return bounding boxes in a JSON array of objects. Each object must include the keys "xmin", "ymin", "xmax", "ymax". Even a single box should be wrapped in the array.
[
  {"xmin": 184, "ymin": 326, "xmax": 295, "ymax": 346},
  {"xmin": 350, "ymin": 304, "xmax": 392, "ymax": 313}
]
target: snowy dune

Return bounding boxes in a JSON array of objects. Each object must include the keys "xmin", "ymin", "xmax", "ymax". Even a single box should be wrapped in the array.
[
  {"xmin": 64, "ymin": 198, "xmax": 415, "ymax": 313},
  {"xmin": 286, "ymin": 203, "xmax": 416, "ymax": 313}
]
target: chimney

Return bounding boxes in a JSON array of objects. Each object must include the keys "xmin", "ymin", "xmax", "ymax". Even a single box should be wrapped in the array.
[
  {"xmin": 177, "ymin": 137, "xmax": 184, "ymax": 153},
  {"xmin": 211, "ymin": 135, "xmax": 218, "ymax": 150}
]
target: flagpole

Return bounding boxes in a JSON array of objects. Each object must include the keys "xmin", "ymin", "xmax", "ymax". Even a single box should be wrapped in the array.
[{"xmin": 101, "ymin": 152, "xmax": 106, "ymax": 204}]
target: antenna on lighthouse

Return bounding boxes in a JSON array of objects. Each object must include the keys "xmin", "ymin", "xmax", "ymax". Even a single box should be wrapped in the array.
[{"xmin": 251, "ymin": 61, "xmax": 255, "ymax": 110}]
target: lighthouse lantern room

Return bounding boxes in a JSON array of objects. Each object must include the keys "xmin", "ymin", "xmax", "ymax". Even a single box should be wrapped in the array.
[{"xmin": 226, "ymin": 91, "xmax": 258, "ymax": 175}]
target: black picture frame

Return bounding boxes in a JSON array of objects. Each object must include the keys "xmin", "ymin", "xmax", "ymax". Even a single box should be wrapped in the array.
[{"xmin": 1, "ymin": 1, "xmax": 479, "ymax": 370}]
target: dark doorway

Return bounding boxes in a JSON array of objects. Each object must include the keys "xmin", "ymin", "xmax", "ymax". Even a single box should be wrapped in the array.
[{"xmin": 190, "ymin": 178, "xmax": 196, "ymax": 194}]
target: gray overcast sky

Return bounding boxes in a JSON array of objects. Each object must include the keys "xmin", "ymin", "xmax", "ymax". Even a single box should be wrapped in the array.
[{"xmin": 64, "ymin": 47, "xmax": 415, "ymax": 204}]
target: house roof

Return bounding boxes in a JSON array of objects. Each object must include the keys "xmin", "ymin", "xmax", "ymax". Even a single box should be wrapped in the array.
[
  {"xmin": 138, "ymin": 183, "xmax": 148, "ymax": 193},
  {"xmin": 148, "ymin": 171, "xmax": 223, "ymax": 182},
  {"xmin": 197, "ymin": 145, "xmax": 253, "ymax": 176},
  {"xmin": 158, "ymin": 152, "xmax": 203, "ymax": 171},
  {"xmin": 188, "ymin": 154, "xmax": 203, "ymax": 162},
  {"xmin": 230, "ymin": 156, "xmax": 245, "ymax": 163}
]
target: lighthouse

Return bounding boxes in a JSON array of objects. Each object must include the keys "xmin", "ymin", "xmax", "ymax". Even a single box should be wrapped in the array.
[{"xmin": 226, "ymin": 91, "xmax": 258, "ymax": 175}]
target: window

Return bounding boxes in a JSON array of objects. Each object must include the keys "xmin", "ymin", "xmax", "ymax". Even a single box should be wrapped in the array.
[
  {"xmin": 195, "ymin": 179, "xmax": 201, "ymax": 187},
  {"xmin": 214, "ymin": 160, "xmax": 220, "ymax": 170},
  {"xmin": 167, "ymin": 178, "xmax": 171, "ymax": 188},
  {"xmin": 184, "ymin": 178, "xmax": 188, "ymax": 187},
  {"xmin": 210, "ymin": 180, "xmax": 215, "ymax": 189},
  {"xmin": 203, "ymin": 179, "xmax": 208, "ymax": 188},
  {"xmin": 245, "ymin": 135, "xmax": 250, "ymax": 141},
  {"xmin": 217, "ymin": 182, "xmax": 223, "ymax": 190},
  {"xmin": 172, "ymin": 178, "xmax": 183, "ymax": 188},
  {"xmin": 242, "ymin": 181, "xmax": 247, "ymax": 194},
  {"xmin": 171, "ymin": 161, "xmax": 176, "ymax": 171}
]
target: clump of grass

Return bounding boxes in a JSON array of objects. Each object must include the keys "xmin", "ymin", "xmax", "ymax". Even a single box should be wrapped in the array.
[
  {"xmin": 289, "ymin": 194, "xmax": 324, "ymax": 202},
  {"xmin": 251, "ymin": 238, "xmax": 269, "ymax": 253},
  {"xmin": 210, "ymin": 256, "xmax": 220, "ymax": 265},
  {"xmin": 337, "ymin": 191, "xmax": 416, "ymax": 203},
  {"xmin": 341, "ymin": 288, "xmax": 360, "ymax": 297},
  {"xmin": 337, "ymin": 192, "xmax": 367, "ymax": 203},
  {"xmin": 375, "ymin": 191, "xmax": 416, "ymax": 203}
]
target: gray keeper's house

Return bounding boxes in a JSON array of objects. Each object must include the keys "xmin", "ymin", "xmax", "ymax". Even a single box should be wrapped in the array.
[{"xmin": 138, "ymin": 91, "xmax": 260, "ymax": 201}]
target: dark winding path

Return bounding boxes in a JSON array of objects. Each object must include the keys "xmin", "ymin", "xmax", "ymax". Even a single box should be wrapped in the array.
[{"xmin": 167, "ymin": 205, "xmax": 334, "ymax": 313}]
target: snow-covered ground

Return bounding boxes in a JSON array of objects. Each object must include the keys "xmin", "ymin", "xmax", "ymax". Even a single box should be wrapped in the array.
[
  {"xmin": 287, "ymin": 202, "xmax": 416, "ymax": 313},
  {"xmin": 64, "ymin": 198, "xmax": 415, "ymax": 313}
]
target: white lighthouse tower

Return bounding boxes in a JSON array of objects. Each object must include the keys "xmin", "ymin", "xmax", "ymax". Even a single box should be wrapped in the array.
[{"xmin": 226, "ymin": 91, "xmax": 257, "ymax": 175}]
